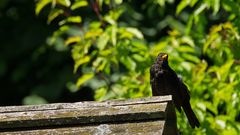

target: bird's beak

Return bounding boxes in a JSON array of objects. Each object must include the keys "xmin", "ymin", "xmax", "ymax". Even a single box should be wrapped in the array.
[{"xmin": 161, "ymin": 54, "xmax": 168, "ymax": 60}]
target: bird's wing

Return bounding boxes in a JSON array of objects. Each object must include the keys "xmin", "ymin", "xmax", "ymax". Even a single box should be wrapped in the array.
[
  {"xmin": 178, "ymin": 76, "xmax": 190, "ymax": 101},
  {"xmin": 164, "ymin": 68, "xmax": 184, "ymax": 111}
]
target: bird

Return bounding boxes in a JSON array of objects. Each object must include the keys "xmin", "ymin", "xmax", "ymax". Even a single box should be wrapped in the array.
[{"xmin": 150, "ymin": 52, "xmax": 200, "ymax": 128}]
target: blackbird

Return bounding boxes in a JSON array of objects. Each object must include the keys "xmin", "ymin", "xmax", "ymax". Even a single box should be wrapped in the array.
[{"xmin": 150, "ymin": 52, "xmax": 200, "ymax": 128}]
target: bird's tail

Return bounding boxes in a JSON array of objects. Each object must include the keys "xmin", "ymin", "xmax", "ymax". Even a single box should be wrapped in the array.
[{"xmin": 182, "ymin": 102, "xmax": 200, "ymax": 128}]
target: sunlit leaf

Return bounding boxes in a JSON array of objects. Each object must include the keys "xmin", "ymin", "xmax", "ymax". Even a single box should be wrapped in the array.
[
  {"xmin": 118, "ymin": 28, "xmax": 134, "ymax": 39},
  {"xmin": 57, "ymin": 0, "xmax": 71, "ymax": 7},
  {"xmin": 85, "ymin": 29, "xmax": 103, "ymax": 38},
  {"xmin": 178, "ymin": 46, "xmax": 195, "ymax": 53},
  {"xmin": 217, "ymin": 59, "xmax": 234, "ymax": 81},
  {"xmin": 35, "ymin": 0, "xmax": 51, "ymax": 15},
  {"xmin": 194, "ymin": 3, "xmax": 208, "ymax": 16},
  {"xmin": 126, "ymin": 27, "xmax": 143, "ymax": 39},
  {"xmin": 111, "ymin": 26, "xmax": 117, "ymax": 46},
  {"xmin": 71, "ymin": 0, "xmax": 88, "ymax": 10},
  {"xmin": 181, "ymin": 36, "xmax": 195, "ymax": 47},
  {"xmin": 182, "ymin": 53, "xmax": 200, "ymax": 64},
  {"xmin": 59, "ymin": 16, "xmax": 82, "ymax": 25},
  {"xmin": 74, "ymin": 55, "xmax": 91, "ymax": 73},
  {"xmin": 65, "ymin": 36, "xmax": 81, "ymax": 46},
  {"xmin": 213, "ymin": 0, "xmax": 220, "ymax": 14},
  {"xmin": 203, "ymin": 32, "xmax": 219, "ymax": 53},
  {"xmin": 216, "ymin": 119, "xmax": 226, "ymax": 129},
  {"xmin": 104, "ymin": 15, "xmax": 116, "ymax": 25},
  {"xmin": 76, "ymin": 73, "xmax": 94, "ymax": 87},
  {"xmin": 176, "ymin": 0, "xmax": 189, "ymax": 15},
  {"xmin": 47, "ymin": 8, "xmax": 64, "ymax": 24},
  {"xmin": 93, "ymin": 57, "xmax": 107, "ymax": 72},
  {"xmin": 97, "ymin": 33, "xmax": 110, "ymax": 50},
  {"xmin": 94, "ymin": 87, "xmax": 107, "ymax": 101},
  {"xmin": 115, "ymin": 0, "xmax": 122, "ymax": 5},
  {"xmin": 190, "ymin": 0, "xmax": 198, "ymax": 7}
]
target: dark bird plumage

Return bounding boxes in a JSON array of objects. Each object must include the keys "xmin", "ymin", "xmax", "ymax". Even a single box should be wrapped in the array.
[{"xmin": 150, "ymin": 52, "xmax": 200, "ymax": 128}]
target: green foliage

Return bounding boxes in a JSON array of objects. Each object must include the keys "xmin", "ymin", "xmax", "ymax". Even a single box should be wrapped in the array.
[{"xmin": 36, "ymin": 0, "xmax": 240, "ymax": 134}]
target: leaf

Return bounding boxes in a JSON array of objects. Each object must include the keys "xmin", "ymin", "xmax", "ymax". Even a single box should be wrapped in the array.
[
  {"xmin": 97, "ymin": 33, "xmax": 110, "ymax": 50},
  {"xmin": 222, "ymin": 0, "xmax": 239, "ymax": 14},
  {"xmin": 59, "ymin": 16, "xmax": 82, "ymax": 25},
  {"xmin": 66, "ymin": 82, "xmax": 78, "ymax": 93},
  {"xmin": 194, "ymin": 3, "xmax": 208, "ymax": 16},
  {"xmin": 65, "ymin": 36, "xmax": 81, "ymax": 46},
  {"xmin": 132, "ymin": 54, "xmax": 145, "ymax": 62},
  {"xmin": 216, "ymin": 119, "xmax": 226, "ymax": 129},
  {"xmin": 104, "ymin": 15, "xmax": 116, "ymax": 25},
  {"xmin": 182, "ymin": 53, "xmax": 200, "ymax": 64},
  {"xmin": 48, "ymin": 25, "xmax": 69, "ymax": 45},
  {"xmin": 125, "ymin": 27, "xmax": 143, "ymax": 39},
  {"xmin": 181, "ymin": 36, "xmax": 195, "ymax": 47},
  {"xmin": 115, "ymin": 0, "xmax": 122, "ymax": 5},
  {"xmin": 56, "ymin": 0, "xmax": 71, "ymax": 7},
  {"xmin": 186, "ymin": 15, "xmax": 193, "ymax": 35},
  {"xmin": 213, "ymin": 0, "xmax": 220, "ymax": 14},
  {"xmin": 23, "ymin": 95, "xmax": 48, "ymax": 105},
  {"xmin": 118, "ymin": 28, "xmax": 134, "ymax": 39},
  {"xmin": 218, "ymin": 59, "xmax": 234, "ymax": 81},
  {"xmin": 47, "ymin": 8, "xmax": 64, "ymax": 24},
  {"xmin": 76, "ymin": 73, "xmax": 94, "ymax": 87},
  {"xmin": 74, "ymin": 56, "xmax": 91, "ymax": 73},
  {"xmin": 93, "ymin": 57, "xmax": 106, "ymax": 71},
  {"xmin": 111, "ymin": 25, "xmax": 117, "ymax": 46},
  {"xmin": 99, "ymin": 49, "xmax": 114, "ymax": 56},
  {"xmin": 176, "ymin": 0, "xmax": 189, "ymax": 15},
  {"xmin": 178, "ymin": 46, "xmax": 196, "ymax": 53},
  {"xmin": 71, "ymin": 0, "xmax": 88, "ymax": 10},
  {"xmin": 203, "ymin": 33, "xmax": 219, "ymax": 53},
  {"xmin": 120, "ymin": 56, "xmax": 136, "ymax": 71},
  {"xmin": 190, "ymin": 0, "xmax": 198, "ymax": 7},
  {"xmin": 35, "ymin": 0, "xmax": 51, "ymax": 15},
  {"xmin": 98, "ymin": 0, "xmax": 103, "ymax": 10},
  {"xmin": 94, "ymin": 87, "xmax": 107, "ymax": 101},
  {"xmin": 156, "ymin": 0, "xmax": 165, "ymax": 7},
  {"xmin": 98, "ymin": 60, "xmax": 107, "ymax": 72},
  {"xmin": 89, "ymin": 22, "xmax": 101, "ymax": 29},
  {"xmin": 85, "ymin": 29, "xmax": 103, "ymax": 39}
]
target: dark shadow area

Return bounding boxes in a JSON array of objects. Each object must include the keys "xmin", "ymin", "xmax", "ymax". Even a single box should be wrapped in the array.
[{"xmin": 0, "ymin": 0, "xmax": 94, "ymax": 106}]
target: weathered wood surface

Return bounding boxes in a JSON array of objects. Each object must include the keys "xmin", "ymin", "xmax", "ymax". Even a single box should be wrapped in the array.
[
  {"xmin": 0, "ymin": 95, "xmax": 177, "ymax": 135},
  {"xmin": 0, "ymin": 95, "xmax": 172, "ymax": 113},
  {"xmin": 0, "ymin": 121, "xmax": 165, "ymax": 135}
]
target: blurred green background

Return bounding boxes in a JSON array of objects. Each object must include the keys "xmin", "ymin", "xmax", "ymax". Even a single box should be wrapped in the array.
[{"xmin": 1, "ymin": 0, "xmax": 240, "ymax": 134}]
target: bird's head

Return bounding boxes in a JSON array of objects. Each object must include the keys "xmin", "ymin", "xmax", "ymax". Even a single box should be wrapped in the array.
[{"xmin": 157, "ymin": 52, "xmax": 169, "ymax": 67}]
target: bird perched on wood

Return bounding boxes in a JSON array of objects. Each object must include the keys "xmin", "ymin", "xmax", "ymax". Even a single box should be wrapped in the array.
[{"xmin": 150, "ymin": 52, "xmax": 200, "ymax": 128}]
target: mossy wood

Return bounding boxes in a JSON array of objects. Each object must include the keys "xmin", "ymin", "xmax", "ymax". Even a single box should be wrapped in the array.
[{"xmin": 0, "ymin": 95, "xmax": 177, "ymax": 135}]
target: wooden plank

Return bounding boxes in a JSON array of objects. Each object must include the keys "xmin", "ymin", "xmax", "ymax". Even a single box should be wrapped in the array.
[
  {"xmin": 0, "ymin": 101, "xmax": 168, "ymax": 129},
  {"xmin": 0, "ymin": 95, "xmax": 172, "ymax": 113},
  {"xmin": 0, "ymin": 120, "xmax": 164, "ymax": 135},
  {"xmin": 0, "ymin": 96, "xmax": 177, "ymax": 134}
]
